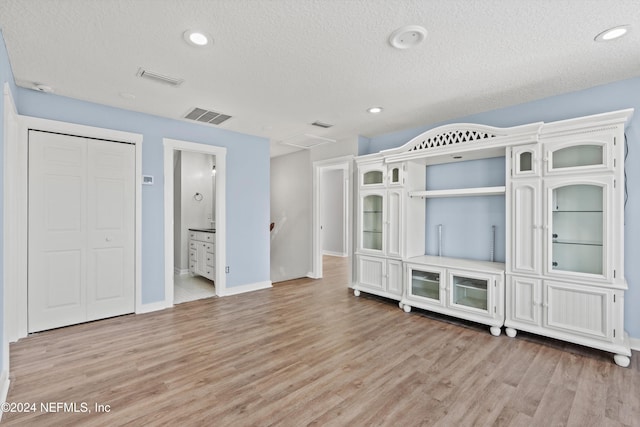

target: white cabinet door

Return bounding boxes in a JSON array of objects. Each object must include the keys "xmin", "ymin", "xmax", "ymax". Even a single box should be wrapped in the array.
[
  {"xmin": 544, "ymin": 280, "xmax": 613, "ymax": 342},
  {"xmin": 386, "ymin": 259, "xmax": 403, "ymax": 296},
  {"xmin": 357, "ymin": 255, "xmax": 385, "ymax": 292},
  {"xmin": 386, "ymin": 189, "xmax": 402, "ymax": 258},
  {"xmin": 356, "ymin": 256, "xmax": 402, "ymax": 297},
  {"xmin": 511, "ymin": 179, "xmax": 541, "ymax": 275},
  {"xmin": 28, "ymin": 131, "xmax": 135, "ymax": 332},
  {"xmin": 196, "ymin": 242, "xmax": 208, "ymax": 277},
  {"xmin": 508, "ymin": 275, "xmax": 542, "ymax": 327}
]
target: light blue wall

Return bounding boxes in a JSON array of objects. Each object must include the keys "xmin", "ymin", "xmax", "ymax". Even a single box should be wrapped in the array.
[
  {"xmin": 15, "ymin": 85, "xmax": 270, "ymax": 303},
  {"xmin": 364, "ymin": 77, "xmax": 640, "ymax": 339},
  {"xmin": 425, "ymin": 157, "xmax": 506, "ymax": 262}
]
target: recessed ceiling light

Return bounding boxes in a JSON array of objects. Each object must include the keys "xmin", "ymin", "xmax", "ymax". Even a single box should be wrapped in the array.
[
  {"xmin": 389, "ymin": 25, "xmax": 427, "ymax": 49},
  {"xmin": 595, "ymin": 25, "xmax": 629, "ymax": 42},
  {"xmin": 183, "ymin": 30, "xmax": 211, "ymax": 47},
  {"xmin": 367, "ymin": 107, "xmax": 383, "ymax": 114}
]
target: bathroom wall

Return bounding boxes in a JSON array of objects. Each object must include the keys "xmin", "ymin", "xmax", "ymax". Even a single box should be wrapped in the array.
[{"xmin": 175, "ymin": 151, "xmax": 215, "ymax": 272}]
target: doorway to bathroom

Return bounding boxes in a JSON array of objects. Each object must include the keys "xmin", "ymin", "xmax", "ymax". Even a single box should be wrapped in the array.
[
  {"xmin": 163, "ymin": 138, "xmax": 227, "ymax": 305},
  {"xmin": 173, "ymin": 150, "xmax": 217, "ymax": 303}
]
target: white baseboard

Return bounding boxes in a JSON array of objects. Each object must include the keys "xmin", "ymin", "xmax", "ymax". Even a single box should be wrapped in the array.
[
  {"xmin": 322, "ymin": 250, "xmax": 348, "ymax": 258},
  {"xmin": 629, "ymin": 337, "xmax": 640, "ymax": 352},
  {"xmin": 0, "ymin": 370, "xmax": 10, "ymax": 421},
  {"xmin": 307, "ymin": 272, "xmax": 321, "ymax": 279},
  {"xmin": 136, "ymin": 300, "xmax": 171, "ymax": 314},
  {"xmin": 173, "ymin": 267, "xmax": 189, "ymax": 276},
  {"xmin": 221, "ymin": 281, "xmax": 272, "ymax": 296}
]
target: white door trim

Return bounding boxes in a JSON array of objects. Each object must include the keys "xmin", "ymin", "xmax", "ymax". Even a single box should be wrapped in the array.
[
  {"xmin": 311, "ymin": 155, "xmax": 353, "ymax": 279},
  {"xmin": 163, "ymin": 138, "xmax": 227, "ymax": 304},
  {"xmin": 2, "ymin": 83, "xmax": 18, "ymax": 402},
  {"xmin": 7, "ymin": 113, "xmax": 143, "ymax": 340}
]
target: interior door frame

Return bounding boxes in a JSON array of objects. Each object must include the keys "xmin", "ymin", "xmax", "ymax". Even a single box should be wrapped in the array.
[
  {"xmin": 163, "ymin": 138, "xmax": 227, "ymax": 303},
  {"xmin": 311, "ymin": 155, "xmax": 353, "ymax": 279},
  {"xmin": 6, "ymin": 113, "xmax": 143, "ymax": 341}
]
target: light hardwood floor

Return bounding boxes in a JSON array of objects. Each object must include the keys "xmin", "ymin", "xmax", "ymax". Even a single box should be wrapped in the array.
[{"xmin": 4, "ymin": 256, "xmax": 639, "ymax": 426}]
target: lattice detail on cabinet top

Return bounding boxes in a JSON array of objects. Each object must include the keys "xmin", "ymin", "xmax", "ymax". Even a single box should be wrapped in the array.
[{"xmin": 409, "ymin": 129, "xmax": 498, "ymax": 152}]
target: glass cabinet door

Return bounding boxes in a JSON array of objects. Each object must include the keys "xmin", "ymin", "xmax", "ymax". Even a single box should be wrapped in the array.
[
  {"xmin": 363, "ymin": 170, "xmax": 384, "ymax": 185},
  {"xmin": 450, "ymin": 274, "xmax": 489, "ymax": 312},
  {"xmin": 410, "ymin": 269, "xmax": 441, "ymax": 302},
  {"xmin": 549, "ymin": 183, "xmax": 605, "ymax": 276},
  {"xmin": 388, "ymin": 164, "xmax": 403, "ymax": 186},
  {"xmin": 512, "ymin": 145, "xmax": 538, "ymax": 177},
  {"xmin": 546, "ymin": 141, "xmax": 611, "ymax": 174},
  {"xmin": 361, "ymin": 193, "xmax": 383, "ymax": 251}
]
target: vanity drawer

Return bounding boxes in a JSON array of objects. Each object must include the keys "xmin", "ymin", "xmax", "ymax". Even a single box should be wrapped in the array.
[{"xmin": 205, "ymin": 242, "xmax": 214, "ymax": 252}]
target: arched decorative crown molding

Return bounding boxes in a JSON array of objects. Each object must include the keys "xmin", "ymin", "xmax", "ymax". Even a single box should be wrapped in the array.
[{"xmin": 381, "ymin": 122, "xmax": 543, "ymax": 161}]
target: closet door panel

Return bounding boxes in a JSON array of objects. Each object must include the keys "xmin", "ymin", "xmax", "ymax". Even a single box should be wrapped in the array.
[
  {"xmin": 28, "ymin": 132, "xmax": 87, "ymax": 332},
  {"xmin": 86, "ymin": 140, "xmax": 136, "ymax": 320}
]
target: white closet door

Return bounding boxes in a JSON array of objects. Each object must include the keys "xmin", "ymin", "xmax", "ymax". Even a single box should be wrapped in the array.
[
  {"xmin": 28, "ymin": 132, "xmax": 88, "ymax": 332},
  {"xmin": 86, "ymin": 139, "xmax": 135, "ymax": 320},
  {"xmin": 28, "ymin": 131, "xmax": 135, "ymax": 332}
]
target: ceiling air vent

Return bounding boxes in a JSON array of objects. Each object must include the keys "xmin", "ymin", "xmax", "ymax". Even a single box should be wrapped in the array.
[
  {"xmin": 311, "ymin": 120, "xmax": 333, "ymax": 128},
  {"xmin": 184, "ymin": 107, "xmax": 232, "ymax": 125},
  {"xmin": 281, "ymin": 133, "xmax": 336, "ymax": 149},
  {"xmin": 136, "ymin": 68, "xmax": 184, "ymax": 87}
]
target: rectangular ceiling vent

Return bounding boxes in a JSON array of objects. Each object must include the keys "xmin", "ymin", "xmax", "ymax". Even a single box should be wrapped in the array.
[
  {"xmin": 184, "ymin": 107, "xmax": 232, "ymax": 125},
  {"xmin": 311, "ymin": 120, "xmax": 333, "ymax": 128},
  {"xmin": 136, "ymin": 68, "xmax": 184, "ymax": 87},
  {"xmin": 281, "ymin": 133, "xmax": 336, "ymax": 149}
]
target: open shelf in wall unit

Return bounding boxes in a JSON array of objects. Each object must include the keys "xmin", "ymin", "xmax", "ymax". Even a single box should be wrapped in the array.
[{"xmin": 409, "ymin": 186, "xmax": 506, "ymax": 199}]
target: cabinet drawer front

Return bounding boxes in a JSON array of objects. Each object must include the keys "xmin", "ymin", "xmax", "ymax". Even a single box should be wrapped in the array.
[
  {"xmin": 189, "ymin": 241, "xmax": 197, "ymax": 250},
  {"xmin": 189, "ymin": 250, "xmax": 196, "ymax": 260},
  {"xmin": 203, "ymin": 233, "xmax": 214, "ymax": 243},
  {"xmin": 189, "ymin": 231, "xmax": 198, "ymax": 240},
  {"xmin": 205, "ymin": 242, "xmax": 214, "ymax": 252},
  {"xmin": 206, "ymin": 254, "xmax": 214, "ymax": 266}
]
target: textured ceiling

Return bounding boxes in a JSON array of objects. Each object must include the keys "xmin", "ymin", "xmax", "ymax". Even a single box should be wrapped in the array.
[{"xmin": 1, "ymin": 0, "xmax": 639, "ymax": 157}]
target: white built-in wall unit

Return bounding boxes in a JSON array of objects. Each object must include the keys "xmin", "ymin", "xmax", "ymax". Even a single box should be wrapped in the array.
[{"xmin": 353, "ymin": 109, "xmax": 633, "ymax": 367}]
